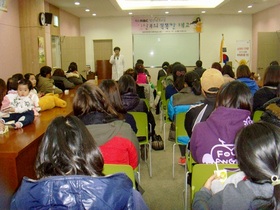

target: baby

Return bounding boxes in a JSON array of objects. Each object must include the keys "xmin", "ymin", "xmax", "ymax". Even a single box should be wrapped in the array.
[{"xmin": 1, "ymin": 79, "xmax": 36, "ymax": 129}]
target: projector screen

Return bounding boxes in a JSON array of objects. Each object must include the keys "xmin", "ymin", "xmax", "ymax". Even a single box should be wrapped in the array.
[{"xmin": 133, "ymin": 33, "xmax": 200, "ymax": 67}]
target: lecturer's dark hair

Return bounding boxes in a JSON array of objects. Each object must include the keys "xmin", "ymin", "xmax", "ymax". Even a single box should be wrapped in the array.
[
  {"xmin": 35, "ymin": 116, "xmax": 104, "ymax": 178},
  {"xmin": 235, "ymin": 122, "xmax": 280, "ymax": 210}
]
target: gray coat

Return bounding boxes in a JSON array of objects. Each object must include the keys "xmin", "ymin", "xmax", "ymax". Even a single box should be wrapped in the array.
[{"xmin": 192, "ymin": 180, "xmax": 274, "ymax": 210}]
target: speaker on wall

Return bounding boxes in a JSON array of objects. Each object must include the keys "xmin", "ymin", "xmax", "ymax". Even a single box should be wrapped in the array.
[{"xmin": 45, "ymin": 13, "xmax": 53, "ymax": 25}]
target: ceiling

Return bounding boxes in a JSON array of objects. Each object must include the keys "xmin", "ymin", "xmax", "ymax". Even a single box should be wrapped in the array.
[{"xmin": 45, "ymin": 0, "xmax": 280, "ymax": 18}]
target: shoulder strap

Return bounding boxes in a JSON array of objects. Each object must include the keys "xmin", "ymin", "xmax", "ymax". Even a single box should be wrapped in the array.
[{"xmin": 192, "ymin": 104, "xmax": 208, "ymax": 132}]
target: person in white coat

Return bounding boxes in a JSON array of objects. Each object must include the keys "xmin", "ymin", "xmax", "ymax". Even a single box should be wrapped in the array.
[{"xmin": 109, "ymin": 46, "xmax": 125, "ymax": 81}]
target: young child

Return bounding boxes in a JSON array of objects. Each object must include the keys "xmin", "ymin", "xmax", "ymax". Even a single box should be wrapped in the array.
[
  {"xmin": 1, "ymin": 79, "xmax": 36, "ymax": 129},
  {"xmin": 24, "ymin": 73, "xmax": 41, "ymax": 116}
]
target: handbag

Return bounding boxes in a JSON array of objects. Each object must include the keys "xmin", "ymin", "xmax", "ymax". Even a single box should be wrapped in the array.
[{"xmin": 152, "ymin": 135, "xmax": 164, "ymax": 150}]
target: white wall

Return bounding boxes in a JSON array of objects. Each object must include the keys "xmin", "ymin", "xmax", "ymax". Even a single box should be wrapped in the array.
[
  {"xmin": 200, "ymin": 14, "xmax": 252, "ymax": 71},
  {"xmin": 81, "ymin": 17, "xmax": 133, "ymax": 72},
  {"xmin": 252, "ymin": 4, "xmax": 280, "ymax": 72},
  {"xmin": 81, "ymin": 14, "xmax": 252, "ymax": 77}
]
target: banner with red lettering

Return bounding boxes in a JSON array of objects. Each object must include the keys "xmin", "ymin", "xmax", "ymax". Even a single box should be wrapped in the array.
[
  {"xmin": 131, "ymin": 16, "xmax": 201, "ymax": 34},
  {"xmin": 235, "ymin": 40, "xmax": 251, "ymax": 66}
]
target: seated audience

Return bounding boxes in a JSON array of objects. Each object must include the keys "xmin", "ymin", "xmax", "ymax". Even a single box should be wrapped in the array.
[
  {"xmin": 190, "ymin": 81, "xmax": 253, "ymax": 164},
  {"xmin": 10, "ymin": 116, "xmax": 148, "ymax": 209},
  {"xmin": 0, "ymin": 78, "xmax": 6, "ymax": 109},
  {"xmin": 135, "ymin": 63, "xmax": 148, "ymax": 84},
  {"xmin": 162, "ymin": 63, "xmax": 175, "ymax": 88},
  {"xmin": 260, "ymin": 97, "xmax": 280, "ymax": 127},
  {"xmin": 118, "ymin": 74, "xmax": 157, "ymax": 140},
  {"xmin": 167, "ymin": 71, "xmax": 203, "ymax": 165},
  {"xmin": 37, "ymin": 66, "xmax": 62, "ymax": 94},
  {"xmin": 52, "ymin": 68, "xmax": 75, "ymax": 89},
  {"xmin": 185, "ymin": 68, "xmax": 225, "ymax": 137},
  {"xmin": 124, "ymin": 68, "xmax": 145, "ymax": 99},
  {"xmin": 236, "ymin": 64, "xmax": 259, "ymax": 95},
  {"xmin": 73, "ymin": 81, "xmax": 139, "ymax": 170},
  {"xmin": 1, "ymin": 79, "xmax": 36, "ymax": 129},
  {"xmin": 66, "ymin": 62, "xmax": 85, "ymax": 85},
  {"xmin": 99, "ymin": 79, "xmax": 138, "ymax": 133},
  {"xmin": 118, "ymin": 74, "xmax": 159, "ymax": 160},
  {"xmin": 193, "ymin": 122, "xmax": 280, "ymax": 210},
  {"xmin": 165, "ymin": 63, "xmax": 186, "ymax": 100},
  {"xmin": 211, "ymin": 62, "xmax": 222, "ymax": 72},
  {"xmin": 157, "ymin": 61, "xmax": 169, "ymax": 80},
  {"xmin": 253, "ymin": 64, "xmax": 280, "ymax": 112},
  {"xmin": 270, "ymin": 60, "xmax": 279, "ymax": 66},
  {"xmin": 135, "ymin": 59, "xmax": 150, "ymax": 76},
  {"xmin": 221, "ymin": 64, "xmax": 235, "ymax": 83},
  {"xmin": 193, "ymin": 60, "xmax": 205, "ymax": 78},
  {"xmin": 134, "ymin": 63, "xmax": 155, "ymax": 108},
  {"xmin": 12, "ymin": 73, "xmax": 24, "ymax": 81},
  {"xmin": 24, "ymin": 73, "xmax": 43, "ymax": 97}
]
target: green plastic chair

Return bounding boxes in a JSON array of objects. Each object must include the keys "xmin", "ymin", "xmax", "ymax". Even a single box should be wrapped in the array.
[
  {"xmin": 253, "ymin": 110, "xmax": 264, "ymax": 122},
  {"xmin": 162, "ymin": 99, "xmax": 171, "ymax": 151},
  {"xmin": 187, "ymin": 152, "xmax": 196, "ymax": 174},
  {"xmin": 103, "ymin": 164, "xmax": 136, "ymax": 189},
  {"xmin": 191, "ymin": 164, "xmax": 239, "ymax": 201},
  {"xmin": 173, "ymin": 112, "xmax": 188, "ymax": 178},
  {"xmin": 128, "ymin": 111, "xmax": 152, "ymax": 178}
]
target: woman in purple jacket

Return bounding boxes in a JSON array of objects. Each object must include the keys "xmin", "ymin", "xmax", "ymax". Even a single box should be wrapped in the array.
[{"xmin": 190, "ymin": 81, "xmax": 253, "ymax": 164}]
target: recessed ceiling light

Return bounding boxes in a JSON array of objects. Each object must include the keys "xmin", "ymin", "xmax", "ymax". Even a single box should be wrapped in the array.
[
  {"xmin": 238, "ymin": 10, "xmax": 242, "ymax": 13},
  {"xmin": 165, "ymin": 11, "xmax": 169, "ymax": 14},
  {"xmin": 116, "ymin": 0, "xmax": 224, "ymax": 10},
  {"xmin": 74, "ymin": 2, "xmax": 80, "ymax": 5},
  {"xmin": 201, "ymin": 10, "xmax": 206, "ymax": 13},
  {"xmin": 85, "ymin": 9, "xmax": 90, "ymax": 12},
  {"xmin": 128, "ymin": 12, "xmax": 133, "ymax": 15},
  {"xmin": 92, "ymin": 13, "xmax": 96, "ymax": 16},
  {"xmin": 247, "ymin": 5, "xmax": 253, "ymax": 8}
]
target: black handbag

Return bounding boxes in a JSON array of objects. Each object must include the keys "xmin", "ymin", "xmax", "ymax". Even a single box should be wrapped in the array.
[{"xmin": 152, "ymin": 135, "xmax": 164, "ymax": 150}]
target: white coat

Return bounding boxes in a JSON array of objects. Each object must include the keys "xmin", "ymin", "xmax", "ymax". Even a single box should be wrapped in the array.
[{"xmin": 109, "ymin": 54, "xmax": 125, "ymax": 81}]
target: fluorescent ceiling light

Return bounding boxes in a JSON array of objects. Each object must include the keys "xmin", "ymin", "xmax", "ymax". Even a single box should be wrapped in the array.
[{"xmin": 116, "ymin": 0, "xmax": 224, "ymax": 10}]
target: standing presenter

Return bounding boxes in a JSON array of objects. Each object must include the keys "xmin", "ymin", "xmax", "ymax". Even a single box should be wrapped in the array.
[{"xmin": 109, "ymin": 46, "xmax": 125, "ymax": 81}]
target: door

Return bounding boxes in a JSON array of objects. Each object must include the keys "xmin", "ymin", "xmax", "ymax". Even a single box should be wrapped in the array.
[
  {"xmin": 93, "ymin": 40, "xmax": 112, "ymax": 79},
  {"xmin": 61, "ymin": 36, "xmax": 86, "ymax": 78},
  {"xmin": 51, "ymin": 36, "xmax": 61, "ymax": 69},
  {"xmin": 257, "ymin": 32, "xmax": 280, "ymax": 80}
]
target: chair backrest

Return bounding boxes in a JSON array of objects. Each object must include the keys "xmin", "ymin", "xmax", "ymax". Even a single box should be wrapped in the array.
[
  {"xmin": 175, "ymin": 112, "xmax": 188, "ymax": 145},
  {"xmin": 103, "ymin": 164, "xmax": 136, "ymax": 188},
  {"xmin": 128, "ymin": 111, "xmax": 149, "ymax": 145},
  {"xmin": 165, "ymin": 99, "xmax": 171, "ymax": 123},
  {"xmin": 157, "ymin": 76, "xmax": 166, "ymax": 93},
  {"xmin": 253, "ymin": 110, "xmax": 264, "ymax": 122},
  {"xmin": 141, "ymin": 98, "xmax": 150, "ymax": 111},
  {"xmin": 187, "ymin": 152, "xmax": 196, "ymax": 174},
  {"xmin": 191, "ymin": 164, "xmax": 239, "ymax": 200}
]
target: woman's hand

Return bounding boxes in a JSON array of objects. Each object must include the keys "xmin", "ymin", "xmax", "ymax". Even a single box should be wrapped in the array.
[{"xmin": 204, "ymin": 174, "xmax": 218, "ymax": 190}]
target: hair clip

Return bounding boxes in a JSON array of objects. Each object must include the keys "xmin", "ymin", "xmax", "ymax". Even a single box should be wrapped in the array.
[{"xmin": 271, "ymin": 175, "xmax": 280, "ymax": 186}]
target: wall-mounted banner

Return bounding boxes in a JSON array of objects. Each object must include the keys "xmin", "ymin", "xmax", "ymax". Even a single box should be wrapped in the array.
[
  {"xmin": 235, "ymin": 40, "xmax": 251, "ymax": 66},
  {"xmin": 132, "ymin": 16, "xmax": 200, "ymax": 34}
]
